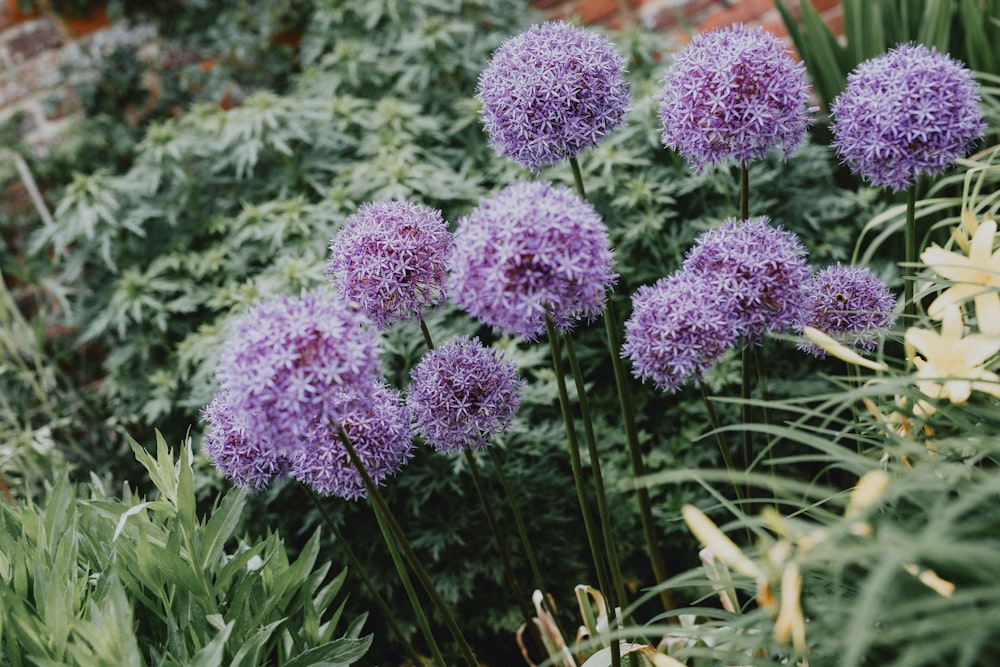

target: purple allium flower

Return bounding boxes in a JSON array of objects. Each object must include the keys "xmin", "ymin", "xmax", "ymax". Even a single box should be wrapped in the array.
[
  {"xmin": 202, "ymin": 391, "xmax": 288, "ymax": 492},
  {"xmin": 831, "ymin": 43, "xmax": 986, "ymax": 191},
  {"xmin": 407, "ymin": 336, "xmax": 523, "ymax": 453},
  {"xmin": 214, "ymin": 290, "xmax": 383, "ymax": 453},
  {"xmin": 656, "ymin": 23, "xmax": 813, "ymax": 172},
  {"xmin": 622, "ymin": 270, "xmax": 741, "ymax": 393},
  {"xmin": 683, "ymin": 216, "xmax": 810, "ymax": 341},
  {"xmin": 797, "ymin": 264, "xmax": 897, "ymax": 358},
  {"xmin": 449, "ymin": 181, "xmax": 617, "ymax": 340},
  {"xmin": 289, "ymin": 383, "xmax": 413, "ymax": 500},
  {"xmin": 327, "ymin": 201, "xmax": 452, "ymax": 328},
  {"xmin": 477, "ymin": 21, "xmax": 630, "ymax": 170}
]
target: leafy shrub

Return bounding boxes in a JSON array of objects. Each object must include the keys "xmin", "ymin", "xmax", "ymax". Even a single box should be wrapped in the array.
[{"xmin": 0, "ymin": 432, "xmax": 370, "ymax": 665}]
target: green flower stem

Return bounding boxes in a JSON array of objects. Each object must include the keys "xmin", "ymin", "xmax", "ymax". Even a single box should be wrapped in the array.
[
  {"xmin": 300, "ymin": 484, "xmax": 428, "ymax": 667},
  {"xmin": 699, "ymin": 381, "xmax": 743, "ymax": 503},
  {"xmin": 463, "ymin": 448, "xmax": 548, "ymax": 660},
  {"xmin": 904, "ymin": 186, "xmax": 917, "ymax": 325},
  {"xmin": 740, "ymin": 162, "xmax": 749, "ymax": 220},
  {"xmin": 846, "ymin": 363, "xmax": 864, "ymax": 456},
  {"xmin": 569, "ymin": 156, "xmax": 674, "ymax": 615},
  {"xmin": 419, "ymin": 317, "xmax": 435, "ymax": 351},
  {"xmin": 544, "ymin": 314, "xmax": 619, "ymax": 667},
  {"xmin": 563, "ymin": 334, "xmax": 629, "ymax": 625},
  {"xmin": 752, "ymin": 346, "xmax": 776, "ymax": 481},
  {"xmin": 603, "ymin": 300, "xmax": 675, "ymax": 615},
  {"xmin": 486, "ymin": 445, "xmax": 571, "ymax": 643},
  {"xmin": 741, "ymin": 345, "xmax": 754, "ymax": 499},
  {"xmin": 336, "ymin": 426, "xmax": 479, "ymax": 667}
]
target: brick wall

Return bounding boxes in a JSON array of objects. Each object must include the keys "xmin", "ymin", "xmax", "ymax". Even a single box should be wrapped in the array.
[{"xmin": 531, "ymin": 0, "xmax": 842, "ymax": 42}]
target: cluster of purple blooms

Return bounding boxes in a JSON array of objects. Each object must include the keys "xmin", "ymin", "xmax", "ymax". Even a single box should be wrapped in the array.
[
  {"xmin": 623, "ymin": 219, "xmax": 898, "ymax": 393},
  {"xmin": 202, "ymin": 17, "xmax": 982, "ymax": 493},
  {"xmin": 449, "ymin": 180, "xmax": 617, "ymax": 340},
  {"xmin": 656, "ymin": 23, "xmax": 814, "ymax": 171},
  {"xmin": 830, "ymin": 43, "xmax": 986, "ymax": 191},
  {"xmin": 477, "ymin": 21, "xmax": 630, "ymax": 171},
  {"xmin": 327, "ymin": 201, "xmax": 452, "ymax": 329}
]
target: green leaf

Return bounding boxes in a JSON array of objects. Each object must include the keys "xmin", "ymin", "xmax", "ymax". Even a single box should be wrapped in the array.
[
  {"xmin": 199, "ymin": 489, "xmax": 247, "ymax": 572},
  {"xmin": 281, "ymin": 636, "xmax": 374, "ymax": 667}
]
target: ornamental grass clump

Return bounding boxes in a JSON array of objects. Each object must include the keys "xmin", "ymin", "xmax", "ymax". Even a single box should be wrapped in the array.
[
  {"xmin": 657, "ymin": 23, "xmax": 813, "ymax": 173},
  {"xmin": 407, "ymin": 336, "xmax": 523, "ymax": 453},
  {"xmin": 449, "ymin": 180, "xmax": 617, "ymax": 340},
  {"xmin": 477, "ymin": 21, "xmax": 630, "ymax": 171},
  {"xmin": 797, "ymin": 264, "xmax": 897, "ymax": 358},
  {"xmin": 327, "ymin": 200, "xmax": 452, "ymax": 329}
]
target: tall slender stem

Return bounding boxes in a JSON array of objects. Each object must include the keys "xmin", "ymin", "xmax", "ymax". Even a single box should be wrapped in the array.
[
  {"xmin": 486, "ymin": 446, "xmax": 571, "ymax": 643},
  {"xmin": 564, "ymin": 335, "xmax": 629, "ymax": 627},
  {"xmin": 463, "ymin": 448, "xmax": 547, "ymax": 660},
  {"xmin": 570, "ymin": 156, "xmax": 588, "ymax": 200},
  {"xmin": 752, "ymin": 346, "xmax": 776, "ymax": 482},
  {"xmin": 544, "ymin": 315, "xmax": 617, "ymax": 666},
  {"xmin": 699, "ymin": 381, "xmax": 743, "ymax": 503},
  {"xmin": 740, "ymin": 345, "xmax": 753, "ymax": 501},
  {"xmin": 603, "ymin": 300, "xmax": 674, "ymax": 614},
  {"xmin": 338, "ymin": 427, "xmax": 479, "ymax": 666},
  {"xmin": 903, "ymin": 186, "xmax": 917, "ymax": 326},
  {"xmin": 301, "ymin": 484, "xmax": 429, "ymax": 667},
  {"xmin": 740, "ymin": 162, "xmax": 749, "ymax": 220},
  {"xmin": 419, "ymin": 318, "xmax": 435, "ymax": 351}
]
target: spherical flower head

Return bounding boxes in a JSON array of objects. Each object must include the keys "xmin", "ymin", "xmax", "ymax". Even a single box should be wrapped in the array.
[
  {"xmin": 477, "ymin": 21, "xmax": 630, "ymax": 170},
  {"xmin": 656, "ymin": 23, "xmax": 813, "ymax": 172},
  {"xmin": 449, "ymin": 181, "xmax": 617, "ymax": 340},
  {"xmin": 622, "ymin": 270, "xmax": 741, "ymax": 393},
  {"xmin": 327, "ymin": 201, "xmax": 452, "ymax": 329},
  {"xmin": 214, "ymin": 290, "xmax": 383, "ymax": 453},
  {"xmin": 798, "ymin": 264, "xmax": 897, "ymax": 358},
  {"xmin": 831, "ymin": 43, "xmax": 986, "ymax": 191},
  {"xmin": 201, "ymin": 391, "xmax": 287, "ymax": 492},
  {"xmin": 289, "ymin": 383, "xmax": 413, "ymax": 500},
  {"xmin": 683, "ymin": 216, "xmax": 810, "ymax": 341},
  {"xmin": 407, "ymin": 336, "xmax": 523, "ymax": 453}
]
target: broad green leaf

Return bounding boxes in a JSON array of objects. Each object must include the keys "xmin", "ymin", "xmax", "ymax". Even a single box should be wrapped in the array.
[
  {"xmin": 281, "ymin": 636, "xmax": 374, "ymax": 667},
  {"xmin": 199, "ymin": 489, "xmax": 247, "ymax": 572}
]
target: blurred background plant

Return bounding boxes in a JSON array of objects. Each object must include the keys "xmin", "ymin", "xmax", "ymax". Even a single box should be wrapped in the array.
[{"xmin": 1, "ymin": 0, "xmax": 999, "ymax": 665}]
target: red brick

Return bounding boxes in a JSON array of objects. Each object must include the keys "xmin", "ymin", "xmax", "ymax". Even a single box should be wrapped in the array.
[
  {"xmin": 699, "ymin": 0, "xmax": 774, "ymax": 32},
  {"xmin": 64, "ymin": 4, "xmax": 109, "ymax": 37},
  {"xmin": 0, "ymin": 0, "xmax": 39, "ymax": 31},
  {"xmin": 573, "ymin": 0, "xmax": 618, "ymax": 24},
  {"xmin": 529, "ymin": 0, "xmax": 567, "ymax": 9}
]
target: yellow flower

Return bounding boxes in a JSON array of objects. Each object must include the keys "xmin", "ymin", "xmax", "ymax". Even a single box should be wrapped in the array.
[
  {"xmin": 905, "ymin": 305, "xmax": 1000, "ymax": 405},
  {"xmin": 922, "ymin": 211, "xmax": 1000, "ymax": 335}
]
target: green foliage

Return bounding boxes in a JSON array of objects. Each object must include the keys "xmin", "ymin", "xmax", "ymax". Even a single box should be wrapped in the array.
[
  {"xmin": 0, "ymin": 432, "xmax": 371, "ymax": 665},
  {"xmin": 776, "ymin": 0, "xmax": 1000, "ymax": 115}
]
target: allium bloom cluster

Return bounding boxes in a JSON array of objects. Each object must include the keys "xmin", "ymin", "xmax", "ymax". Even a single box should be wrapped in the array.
[
  {"xmin": 831, "ymin": 43, "xmax": 985, "ymax": 191},
  {"xmin": 476, "ymin": 21, "xmax": 630, "ymax": 171},
  {"xmin": 797, "ymin": 264, "xmax": 897, "ymax": 358},
  {"xmin": 683, "ymin": 217, "xmax": 810, "ymax": 341},
  {"xmin": 657, "ymin": 23, "xmax": 813, "ymax": 172},
  {"xmin": 407, "ymin": 336, "xmax": 523, "ymax": 453},
  {"xmin": 202, "ymin": 391, "xmax": 288, "ymax": 492},
  {"xmin": 213, "ymin": 290, "xmax": 382, "ymax": 453},
  {"xmin": 327, "ymin": 200, "xmax": 452, "ymax": 328},
  {"xmin": 289, "ymin": 382, "xmax": 413, "ymax": 500},
  {"xmin": 449, "ymin": 181, "xmax": 617, "ymax": 340},
  {"xmin": 622, "ymin": 271, "xmax": 741, "ymax": 393}
]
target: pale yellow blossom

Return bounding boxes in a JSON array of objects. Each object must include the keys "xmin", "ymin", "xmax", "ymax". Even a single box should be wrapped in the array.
[
  {"xmin": 922, "ymin": 212, "xmax": 1000, "ymax": 335},
  {"xmin": 905, "ymin": 305, "xmax": 1000, "ymax": 405}
]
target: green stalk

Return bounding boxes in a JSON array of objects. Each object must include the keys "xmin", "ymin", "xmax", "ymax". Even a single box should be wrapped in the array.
[
  {"xmin": 563, "ymin": 335, "xmax": 629, "ymax": 626},
  {"xmin": 570, "ymin": 156, "xmax": 674, "ymax": 614},
  {"xmin": 337, "ymin": 427, "xmax": 479, "ymax": 666},
  {"xmin": 486, "ymin": 446, "xmax": 571, "ymax": 643},
  {"xmin": 752, "ymin": 346, "xmax": 776, "ymax": 482},
  {"xmin": 699, "ymin": 381, "xmax": 743, "ymax": 503},
  {"xmin": 740, "ymin": 162, "xmax": 749, "ymax": 220},
  {"xmin": 301, "ymin": 484, "xmax": 429, "ymax": 667},
  {"xmin": 603, "ymin": 300, "xmax": 675, "ymax": 614},
  {"xmin": 903, "ymin": 186, "xmax": 917, "ymax": 325},
  {"xmin": 463, "ymin": 448, "xmax": 548, "ymax": 660},
  {"xmin": 544, "ymin": 315, "xmax": 618, "ymax": 667},
  {"xmin": 741, "ymin": 345, "xmax": 754, "ymax": 500}
]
